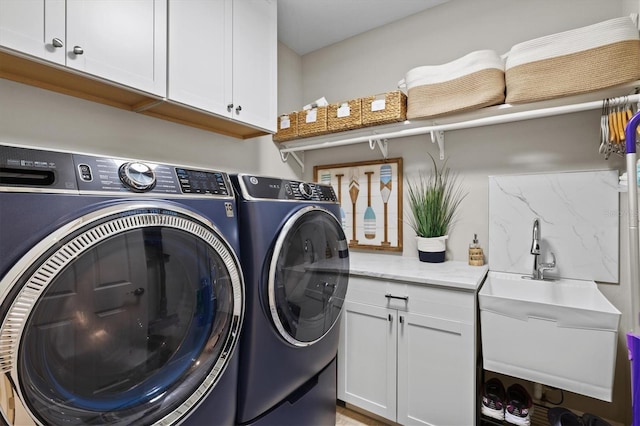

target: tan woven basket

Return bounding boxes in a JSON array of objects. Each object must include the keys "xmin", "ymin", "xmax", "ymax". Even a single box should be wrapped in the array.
[
  {"xmin": 362, "ymin": 91, "xmax": 407, "ymax": 126},
  {"xmin": 505, "ymin": 17, "xmax": 640, "ymax": 104},
  {"xmin": 506, "ymin": 40, "xmax": 640, "ymax": 104},
  {"xmin": 297, "ymin": 107, "xmax": 328, "ymax": 137},
  {"xmin": 327, "ymin": 99, "xmax": 363, "ymax": 132},
  {"xmin": 403, "ymin": 50, "xmax": 505, "ymax": 120},
  {"xmin": 273, "ymin": 112, "xmax": 298, "ymax": 142}
]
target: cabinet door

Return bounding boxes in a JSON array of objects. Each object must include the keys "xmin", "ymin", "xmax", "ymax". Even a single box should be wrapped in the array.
[
  {"xmin": 0, "ymin": 0, "xmax": 65, "ymax": 64},
  {"xmin": 337, "ymin": 301, "xmax": 397, "ymax": 422},
  {"xmin": 232, "ymin": 0, "xmax": 277, "ymax": 132},
  {"xmin": 168, "ymin": 0, "xmax": 231, "ymax": 116},
  {"xmin": 397, "ymin": 312, "xmax": 475, "ymax": 426},
  {"xmin": 66, "ymin": 0, "xmax": 167, "ymax": 96}
]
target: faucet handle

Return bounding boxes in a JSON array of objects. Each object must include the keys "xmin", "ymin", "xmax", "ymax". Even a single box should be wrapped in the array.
[
  {"xmin": 538, "ymin": 252, "xmax": 556, "ymax": 280},
  {"xmin": 540, "ymin": 252, "xmax": 556, "ymax": 268}
]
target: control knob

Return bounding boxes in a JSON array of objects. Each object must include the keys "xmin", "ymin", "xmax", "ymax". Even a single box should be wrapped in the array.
[
  {"xmin": 298, "ymin": 182, "xmax": 313, "ymax": 199},
  {"xmin": 119, "ymin": 162, "xmax": 156, "ymax": 192}
]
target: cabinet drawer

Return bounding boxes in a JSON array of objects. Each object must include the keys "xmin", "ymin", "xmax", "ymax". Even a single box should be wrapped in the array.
[
  {"xmin": 347, "ymin": 275, "xmax": 476, "ymax": 324},
  {"xmin": 347, "ymin": 276, "xmax": 409, "ymax": 310}
]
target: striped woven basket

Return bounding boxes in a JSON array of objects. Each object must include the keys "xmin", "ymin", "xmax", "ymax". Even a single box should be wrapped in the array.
[
  {"xmin": 505, "ymin": 16, "xmax": 640, "ymax": 104},
  {"xmin": 402, "ymin": 50, "xmax": 505, "ymax": 120}
]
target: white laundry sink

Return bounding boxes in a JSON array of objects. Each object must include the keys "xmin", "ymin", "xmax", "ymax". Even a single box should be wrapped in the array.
[{"xmin": 479, "ymin": 271, "xmax": 621, "ymax": 402}]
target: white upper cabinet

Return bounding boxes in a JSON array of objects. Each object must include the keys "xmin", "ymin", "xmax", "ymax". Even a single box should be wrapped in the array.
[
  {"xmin": 168, "ymin": 0, "xmax": 231, "ymax": 118},
  {"xmin": 0, "ymin": 0, "xmax": 167, "ymax": 97},
  {"xmin": 168, "ymin": 0, "xmax": 277, "ymax": 133},
  {"xmin": 0, "ymin": 0, "xmax": 66, "ymax": 64},
  {"xmin": 66, "ymin": 1, "xmax": 167, "ymax": 96},
  {"xmin": 232, "ymin": 0, "xmax": 277, "ymax": 131}
]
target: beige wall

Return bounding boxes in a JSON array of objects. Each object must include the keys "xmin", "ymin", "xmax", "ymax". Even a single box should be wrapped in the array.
[
  {"xmin": 0, "ymin": 0, "xmax": 636, "ymax": 423},
  {"xmin": 286, "ymin": 0, "xmax": 634, "ymax": 423}
]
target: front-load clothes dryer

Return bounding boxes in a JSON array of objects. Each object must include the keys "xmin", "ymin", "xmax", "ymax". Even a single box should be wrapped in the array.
[
  {"xmin": 0, "ymin": 144, "xmax": 244, "ymax": 426},
  {"xmin": 231, "ymin": 174, "xmax": 349, "ymax": 425}
]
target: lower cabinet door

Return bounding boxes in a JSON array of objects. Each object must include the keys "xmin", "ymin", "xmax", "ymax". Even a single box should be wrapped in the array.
[
  {"xmin": 397, "ymin": 312, "xmax": 475, "ymax": 426},
  {"xmin": 337, "ymin": 301, "xmax": 397, "ymax": 421}
]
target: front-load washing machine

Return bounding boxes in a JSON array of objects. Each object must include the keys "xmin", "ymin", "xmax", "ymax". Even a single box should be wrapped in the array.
[
  {"xmin": 231, "ymin": 174, "xmax": 349, "ymax": 425},
  {"xmin": 0, "ymin": 144, "xmax": 243, "ymax": 425}
]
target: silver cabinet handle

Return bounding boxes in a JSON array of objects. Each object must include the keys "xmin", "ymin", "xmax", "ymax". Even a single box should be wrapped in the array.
[
  {"xmin": 399, "ymin": 316, "xmax": 404, "ymax": 324},
  {"xmin": 227, "ymin": 103, "xmax": 233, "ymax": 112},
  {"xmin": 52, "ymin": 38, "xmax": 63, "ymax": 48},
  {"xmin": 235, "ymin": 105, "xmax": 242, "ymax": 114},
  {"xmin": 73, "ymin": 46, "xmax": 84, "ymax": 55},
  {"xmin": 385, "ymin": 293, "xmax": 408, "ymax": 301}
]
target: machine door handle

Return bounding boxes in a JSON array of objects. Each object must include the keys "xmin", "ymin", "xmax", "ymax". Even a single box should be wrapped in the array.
[{"xmin": 385, "ymin": 293, "xmax": 408, "ymax": 301}]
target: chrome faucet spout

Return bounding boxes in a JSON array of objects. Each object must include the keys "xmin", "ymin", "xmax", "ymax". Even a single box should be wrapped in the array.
[
  {"xmin": 529, "ymin": 218, "xmax": 555, "ymax": 280},
  {"xmin": 530, "ymin": 218, "xmax": 540, "ymax": 255}
]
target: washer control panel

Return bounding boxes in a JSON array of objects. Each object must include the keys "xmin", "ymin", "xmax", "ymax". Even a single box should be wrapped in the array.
[
  {"xmin": 239, "ymin": 175, "xmax": 337, "ymax": 202},
  {"xmin": 73, "ymin": 154, "xmax": 231, "ymax": 197}
]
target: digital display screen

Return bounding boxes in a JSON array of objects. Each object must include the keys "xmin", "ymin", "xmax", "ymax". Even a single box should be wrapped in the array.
[{"xmin": 176, "ymin": 168, "xmax": 228, "ymax": 195}]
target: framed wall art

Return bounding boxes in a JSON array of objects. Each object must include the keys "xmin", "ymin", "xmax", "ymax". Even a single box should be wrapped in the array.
[{"xmin": 314, "ymin": 158, "xmax": 403, "ymax": 252}]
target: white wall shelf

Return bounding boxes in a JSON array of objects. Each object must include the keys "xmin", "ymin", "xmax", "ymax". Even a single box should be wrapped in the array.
[{"xmin": 278, "ymin": 81, "xmax": 640, "ymax": 171}]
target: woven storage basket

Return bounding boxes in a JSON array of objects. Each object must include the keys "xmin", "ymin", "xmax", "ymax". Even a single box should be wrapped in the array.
[
  {"xmin": 273, "ymin": 112, "xmax": 298, "ymax": 142},
  {"xmin": 297, "ymin": 106, "xmax": 328, "ymax": 137},
  {"xmin": 402, "ymin": 50, "xmax": 505, "ymax": 120},
  {"xmin": 327, "ymin": 99, "xmax": 363, "ymax": 132},
  {"xmin": 505, "ymin": 16, "xmax": 640, "ymax": 104},
  {"xmin": 362, "ymin": 91, "xmax": 407, "ymax": 126}
]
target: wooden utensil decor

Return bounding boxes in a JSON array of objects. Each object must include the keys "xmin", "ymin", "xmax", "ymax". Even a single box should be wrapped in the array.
[
  {"xmin": 314, "ymin": 158, "xmax": 403, "ymax": 252},
  {"xmin": 364, "ymin": 171, "xmax": 376, "ymax": 239},
  {"xmin": 379, "ymin": 164, "xmax": 392, "ymax": 246},
  {"xmin": 348, "ymin": 168, "xmax": 360, "ymax": 245}
]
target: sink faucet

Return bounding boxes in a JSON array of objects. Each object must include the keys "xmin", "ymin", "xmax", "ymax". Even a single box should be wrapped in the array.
[{"xmin": 530, "ymin": 218, "xmax": 556, "ymax": 280}]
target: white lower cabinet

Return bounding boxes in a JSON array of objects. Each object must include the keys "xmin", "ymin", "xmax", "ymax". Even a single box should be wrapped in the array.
[{"xmin": 338, "ymin": 276, "xmax": 478, "ymax": 426}]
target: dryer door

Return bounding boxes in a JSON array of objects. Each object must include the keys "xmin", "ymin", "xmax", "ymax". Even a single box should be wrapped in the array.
[
  {"xmin": 0, "ymin": 202, "xmax": 243, "ymax": 426},
  {"xmin": 268, "ymin": 206, "xmax": 349, "ymax": 347}
]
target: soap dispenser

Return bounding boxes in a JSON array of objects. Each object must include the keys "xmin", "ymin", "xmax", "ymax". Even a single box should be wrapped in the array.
[{"xmin": 468, "ymin": 234, "xmax": 484, "ymax": 266}]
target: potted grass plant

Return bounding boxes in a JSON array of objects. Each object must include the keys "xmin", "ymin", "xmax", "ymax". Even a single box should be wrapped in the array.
[{"xmin": 406, "ymin": 154, "xmax": 467, "ymax": 262}]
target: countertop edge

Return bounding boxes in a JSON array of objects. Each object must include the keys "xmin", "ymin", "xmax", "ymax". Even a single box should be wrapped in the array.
[{"xmin": 348, "ymin": 252, "xmax": 489, "ymax": 292}]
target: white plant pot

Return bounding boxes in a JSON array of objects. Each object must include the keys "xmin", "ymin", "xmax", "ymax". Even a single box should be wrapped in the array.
[{"xmin": 416, "ymin": 235, "xmax": 448, "ymax": 263}]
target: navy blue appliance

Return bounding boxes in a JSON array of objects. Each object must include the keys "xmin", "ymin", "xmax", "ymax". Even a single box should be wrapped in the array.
[
  {"xmin": 231, "ymin": 174, "xmax": 349, "ymax": 425},
  {"xmin": 0, "ymin": 145, "xmax": 244, "ymax": 425}
]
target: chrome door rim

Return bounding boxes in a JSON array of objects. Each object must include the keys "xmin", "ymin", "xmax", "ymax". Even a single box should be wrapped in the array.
[{"xmin": 267, "ymin": 205, "xmax": 346, "ymax": 347}]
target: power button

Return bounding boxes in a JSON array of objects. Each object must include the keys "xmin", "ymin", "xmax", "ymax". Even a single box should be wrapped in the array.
[{"xmin": 78, "ymin": 164, "xmax": 92, "ymax": 182}]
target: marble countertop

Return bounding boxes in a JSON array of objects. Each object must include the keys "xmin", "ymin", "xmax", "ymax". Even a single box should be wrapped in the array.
[{"xmin": 348, "ymin": 251, "xmax": 489, "ymax": 291}]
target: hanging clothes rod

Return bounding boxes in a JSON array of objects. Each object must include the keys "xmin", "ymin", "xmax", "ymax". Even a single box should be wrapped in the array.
[{"xmin": 279, "ymin": 93, "xmax": 640, "ymax": 155}]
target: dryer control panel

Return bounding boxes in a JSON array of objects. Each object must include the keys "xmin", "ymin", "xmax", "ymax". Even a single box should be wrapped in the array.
[
  {"xmin": 237, "ymin": 174, "xmax": 337, "ymax": 202},
  {"xmin": 74, "ymin": 154, "xmax": 232, "ymax": 197}
]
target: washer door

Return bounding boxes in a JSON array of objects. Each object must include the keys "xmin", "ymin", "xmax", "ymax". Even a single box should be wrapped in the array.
[
  {"xmin": 0, "ymin": 202, "xmax": 243, "ymax": 425},
  {"xmin": 268, "ymin": 206, "xmax": 349, "ymax": 347}
]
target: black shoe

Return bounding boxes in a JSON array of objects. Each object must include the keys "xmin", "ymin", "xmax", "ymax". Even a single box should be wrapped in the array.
[
  {"xmin": 582, "ymin": 413, "xmax": 611, "ymax": 426},
  {"xmin": 481, "ymin": 378, "xmax": 506, "ymax": 421},
  {"xmin": 548, "ymin": 407, "xmax": 582, "ymax": 426}
]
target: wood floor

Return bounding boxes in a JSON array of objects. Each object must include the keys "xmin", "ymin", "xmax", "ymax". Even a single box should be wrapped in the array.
[
  {"xmin": 335, "ymin": 405, "xmax": 391, "ymax": 426},
  {"xmin": 336, "ymin": 404, "xmax": 550, "ymax": 426}
]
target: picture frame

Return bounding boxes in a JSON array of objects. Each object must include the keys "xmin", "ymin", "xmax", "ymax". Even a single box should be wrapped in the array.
[{"xmin": 314, "ymin": 158, "xmax": 403, "ymax": 252}]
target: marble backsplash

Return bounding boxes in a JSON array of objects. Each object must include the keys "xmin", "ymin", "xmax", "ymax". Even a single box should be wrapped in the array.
[{"xmin": 488, "ymin": 170, "xmax": 619, "ymax": 283}]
